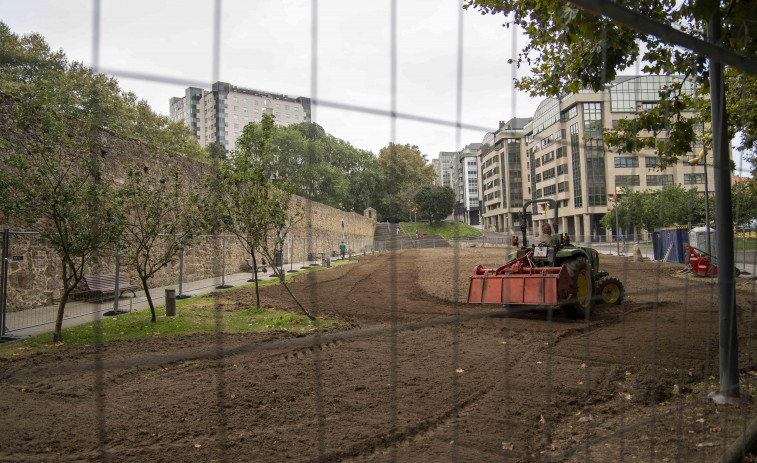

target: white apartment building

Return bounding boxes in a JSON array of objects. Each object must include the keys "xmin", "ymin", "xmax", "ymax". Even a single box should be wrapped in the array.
[
  {"xmin": 456, "ymin": 143, "xmax": 483, "ymax": 225},
  {"xmin": 479, "ymin": 118, "xmax": 531, "ymax": 234},
  {"xmin": 436, "ymin": 151, "xmax": 459, "ymax": 190},
  {"xmin": 479, "ymin": 76, "xmax": 718, "ymax": 242},
  {"xmin": 169, "ymin": 82, "xmax": 311, "ymax": 151}
]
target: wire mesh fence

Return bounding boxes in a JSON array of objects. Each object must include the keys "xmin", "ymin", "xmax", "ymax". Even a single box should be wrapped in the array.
[
  {"xmin": 0, "ymin": 230, "xmax": 378, "ymax": 334},
  {"xmin": 0, "ymin": 1, "xmax": 756, "ymax": 462}
]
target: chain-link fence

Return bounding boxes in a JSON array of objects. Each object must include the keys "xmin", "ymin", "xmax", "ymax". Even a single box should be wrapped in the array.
[
  {"xmin": 0, "ymin": 1, "xmax": 756, "ymax": 462},
  {"xmin": 0, "ymin": 230, "xmax": 378, "ymax": 334}
]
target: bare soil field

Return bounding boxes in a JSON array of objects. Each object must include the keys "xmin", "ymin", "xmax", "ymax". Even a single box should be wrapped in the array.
[{"xmin": 0, "ymin": 248, "xmax": 755, "ymax": 462}]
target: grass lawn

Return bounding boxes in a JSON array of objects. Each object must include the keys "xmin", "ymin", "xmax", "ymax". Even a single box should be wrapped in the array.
[
  {"xmin": 734, "ymin": 236, "xmax": 757, "ymax": 251},
  {"xmin": 0, "ymin": 261, "xmax": 354, "ymax": 358},
  {"xmin": 399, "ymin": 220, "xmax": 482, "ymax": 240}
]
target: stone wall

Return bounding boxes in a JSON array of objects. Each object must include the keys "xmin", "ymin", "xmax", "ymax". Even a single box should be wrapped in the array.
[{"xmin": 0, "ymin": 93, "xmax": 375, "ymax": 313}]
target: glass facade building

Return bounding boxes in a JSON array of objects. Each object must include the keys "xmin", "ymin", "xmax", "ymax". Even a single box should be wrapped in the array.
[{"xmin": 477, "ymin": 75, "xmax": 719, "ymax": 242}]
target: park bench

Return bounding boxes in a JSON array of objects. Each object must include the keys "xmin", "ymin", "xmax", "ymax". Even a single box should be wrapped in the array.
[
  {"xmin": 83, "ymin": 274, "xmax": 139, "ymax": 303},
  {"xmin": 247, "ymin": 257, "xmax": 268, "ymax": 273}
]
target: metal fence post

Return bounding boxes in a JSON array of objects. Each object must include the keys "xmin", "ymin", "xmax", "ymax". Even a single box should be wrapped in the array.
[
  {"xmin": 216, "ymin": 235, "xmax": 232, "ymax": 289},
  {"xmin": 177, "ymin": 247, "xmax": 191, "ymax": 299},
  {"xmin": 108, "ymin": 246, "xmax": 127, "ymax": 315},
  {"xmin": 288, "ymin": 236, "xmax": 296, "ymax": 273},
  {"xmin": 0, "ymin": 229, "xmax": 9, "ymax": 338}
]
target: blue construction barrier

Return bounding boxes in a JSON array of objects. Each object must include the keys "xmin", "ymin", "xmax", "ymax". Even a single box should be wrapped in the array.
[{"xmin": 651, "ymin": 226, "xmax": 690, "ymax": 263}]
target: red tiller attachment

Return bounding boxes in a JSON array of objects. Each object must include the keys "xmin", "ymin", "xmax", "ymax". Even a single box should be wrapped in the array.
[
  {"xmin": 686, "ymin": 245, "xmax": 717, "ymax": 276},
  {"xmin": 467, "ymin": 253, "xmax": 571, "ymax": 305}
]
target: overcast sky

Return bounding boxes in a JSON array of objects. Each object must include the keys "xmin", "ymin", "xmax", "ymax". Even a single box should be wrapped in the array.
[
  {"xmin": 0, "ymin": 0, "xmax": 545, "ymax": 159},
  {"xmin": 1, "ymin": 1, "xmax": 751, "ymax": 175}
]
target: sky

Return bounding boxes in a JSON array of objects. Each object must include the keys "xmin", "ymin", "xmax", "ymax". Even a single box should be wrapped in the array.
[
  {"xmin": 0, "ymin": 1, "xmax": 751, "ymax": 175},
  {"xmin": 0, "ymin": 0, "xmax": 542, "ymax": 160}
]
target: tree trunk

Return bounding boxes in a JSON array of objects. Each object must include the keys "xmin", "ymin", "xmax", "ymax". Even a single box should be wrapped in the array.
[
  {"xmin": 54, "ymin": 261, "xmax": 75, "ymax": 343},
  {"xmin": 53, "ymin": 288, "xmax": 72, "ymax": 343},
  {"xmin": 142, "ymin": 278, "xmax": 156, "ymax": 322},
  {"xmin": 271, "ymin": 266, "xmax": 314, "ymax": 320},
  {"xmin": 251, "ymin": 247, "xmax": 260, "ymax": 308}
]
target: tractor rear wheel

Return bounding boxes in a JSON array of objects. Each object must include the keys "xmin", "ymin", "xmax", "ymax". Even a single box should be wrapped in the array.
[
  {"xmin": 596, "ymin": 276, "xmax": 624, "ymax": 305},
  {"xmin": 564, "ymin": 257, "xmax": 594, "ymax": 320}
]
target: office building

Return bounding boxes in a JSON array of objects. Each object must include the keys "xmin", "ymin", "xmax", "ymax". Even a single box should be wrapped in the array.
[{"xmin": 479, "ymin": 75, "xmax": 717, "ymax": 241}]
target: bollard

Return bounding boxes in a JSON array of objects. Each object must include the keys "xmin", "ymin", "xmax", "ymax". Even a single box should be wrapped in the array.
[{"xmin": 165, "ymin": 289, "xmax": 176, "ymax": 317}]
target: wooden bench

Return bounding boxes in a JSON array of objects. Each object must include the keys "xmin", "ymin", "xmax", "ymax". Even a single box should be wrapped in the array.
[
  {"xmin": 247, "ymin": 258, "xmax": 268, "ymax": 273},
  {"xmin": 83, "ymin": 274, "xmax": 139, "ymax": 303}
]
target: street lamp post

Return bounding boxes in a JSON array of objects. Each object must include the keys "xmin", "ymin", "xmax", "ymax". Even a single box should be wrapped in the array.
[
  {"xmin": 615, "ymin": 187, "xmax": 621, "ymax": 256},
  {"xmin": 688, "ymin": 148, "xmax": 711, "ymax": 256}
]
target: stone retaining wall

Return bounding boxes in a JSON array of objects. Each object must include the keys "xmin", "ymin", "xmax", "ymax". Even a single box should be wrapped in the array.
[{"xmin": 0, "ymin": 93, "xmax": 375, "ymax": 312}]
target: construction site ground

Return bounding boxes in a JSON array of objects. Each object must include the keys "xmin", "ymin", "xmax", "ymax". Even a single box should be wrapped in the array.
[{"xmin": 0, "ymin": 248, "xmax": 755, "ymax": 462}]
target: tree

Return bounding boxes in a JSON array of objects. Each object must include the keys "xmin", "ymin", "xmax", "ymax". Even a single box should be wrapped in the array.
[
  {"xmin": 212, "ymin": 114, "xmax": 311, "ymax": 318},
  {"xmin": 0, "ymin": 21, "xmax": 208, "ymax": 161},
  {"xmin": 600, "ymin": 184, "xmax": 710, "ymax": 232},
  {"xmin": 205, "ymin": 141, "xmax": 227, "ymax": 160},
  {"xmin": 0, "ymin": 84, "xmax": 122, "ymax": 342},
  {"xmin": 118, "ymin": 166, "xmax": 197, "ymax": 322},
  {"xmin": 377, "ymin": 143, "xmax": 436, "ymax": 220},
  {"xmin": 464, "ymin": 1, "xmax": 757, "ymax": 171},
  {"xmin": 731, "ymin": 178, "xmax": 757, "ymax": 225},
  {"xmin": 261, "ymin": 121, "xmax": 384, "ymax": 213},
  {"xmin": 414, "ymin": 186, "xmax": 455, "ymax": 225}
]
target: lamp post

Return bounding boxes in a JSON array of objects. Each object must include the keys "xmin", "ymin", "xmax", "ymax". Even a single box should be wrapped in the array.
[
  {"xmin": 615, "ymin": 187, "xmax": 621, "ymax": 256},
  {"xmin": 688, "ymin": 148, "xmax": 711, "ymax": 256}
]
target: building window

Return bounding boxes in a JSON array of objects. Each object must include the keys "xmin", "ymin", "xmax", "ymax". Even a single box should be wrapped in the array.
[
  {"xmin": 647, "ymin": 174, "xmax": 674, "ymax": 186},
  {"xmin": 614, "ymin": 156, "xmax": 639, "ymax": 168},
  {"xmin": 543, "ymin": 168, "xmax": 556, "ymax": 180},
  {"xmin": 645, "ymin": 156, "xmax": 661, "ymax": 169},
  {"xmin": 561, "ymin": 105, "xmax": 577, "ymax": 122},
  {"xmin": 557, "ymin": 181, "xmax": 569, "ymax": 193},
  {"xmin": 556, "ymin": 146, "xmax": 567, "ymax": 159},
  {"xmin": 535, "ymin": 173, "xmax": 542, "ymax": 183},
  {"xmin": 556, "ymin": 163, "xmax": 569, "ymax": 176},
  {"xmin": 684, "ymin": 173, "xmax": 705, "ymax": 184},
  {"xmin": 535, "ymin": 189, "xmax": 543, "ymax": 198},
  {"xmin": 615, "ymin": 175, "xmax": 640, "ymax": 187},
  {"xmin": 544, "ymin": 185, "xmax": 556, "ymax": 196},
  {"xmin": 541, "ymin": 151, "xmax": 555, "ymax": 164},
  {"xmin": 570, "ymin": 122, "xmax": 583, "ymax": 208}
]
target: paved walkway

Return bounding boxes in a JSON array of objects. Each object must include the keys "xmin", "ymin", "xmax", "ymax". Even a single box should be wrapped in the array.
[{"xmin": 5, "ymin": 255, "xmax": 361, "ymax": 339}]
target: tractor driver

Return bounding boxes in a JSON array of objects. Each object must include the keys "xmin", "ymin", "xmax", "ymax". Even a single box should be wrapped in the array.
[{"xmin": 539, "ymin": 223, "xmax": 555, "ymax": 246}]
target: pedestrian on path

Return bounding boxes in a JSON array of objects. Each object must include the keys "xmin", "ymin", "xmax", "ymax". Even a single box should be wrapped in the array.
[
  {"xmin": 340, "ymin": 241, "xmax": 346, "ymax": 259},
  {"xmin": 396, "ymin": 226, "xmax": 400, "ymax": 235}
]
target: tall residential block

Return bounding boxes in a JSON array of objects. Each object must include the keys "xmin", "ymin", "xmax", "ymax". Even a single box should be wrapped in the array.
[{"xmin": 170, "ymin": 82, "xmax": 311, "ymax": 151}]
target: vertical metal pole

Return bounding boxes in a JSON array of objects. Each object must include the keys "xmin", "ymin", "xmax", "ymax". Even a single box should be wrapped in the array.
[
  {"xmin": 302, "ymin": 237, "xmax": 306, "ymax": 267},
  {"xmin": 616, "ymin": 207, "xmax": 620, "ymax": 256},
  {"xmin": 216, "ymin": 235, "xmax": 232, "ymax": 289},
  {"xmin": 221, "ymin": 235, "xmax": 226, "ymax": 286},
  {"xmin": 703, "ymin": 149, "xmax": 711, "ymax": 257},
  {"xmin": 289, "ymin": 236, "xmax": 294, "ymax": 272},
  {"xmin": 709, "ymin": 11, "xmax": 739, "ymax": 403},
  {"xmin": 177, "ymin": 247, "xmax": 189, "ymax": 299},
  {"xmin": 113, "ymin": 246, "xmax": 121, "ymax": 313},
  {"xmin": 0, "ymin": 229, "xmax": 9, "ymax": 337}
]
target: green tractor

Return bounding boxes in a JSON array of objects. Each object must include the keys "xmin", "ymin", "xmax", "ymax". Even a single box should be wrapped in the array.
[{"xmin": 468, "ymin": 199, "xmax": 624, "ymax": 319}]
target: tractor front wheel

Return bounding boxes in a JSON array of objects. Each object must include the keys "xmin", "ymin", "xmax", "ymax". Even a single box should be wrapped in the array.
[
  {"xmin": 564, "ymin": 257, "xmax": 594, "ymax": 320},
  {"xmin": 596, "ymin": 276, "xmax": 624, "ymax": 305}
]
